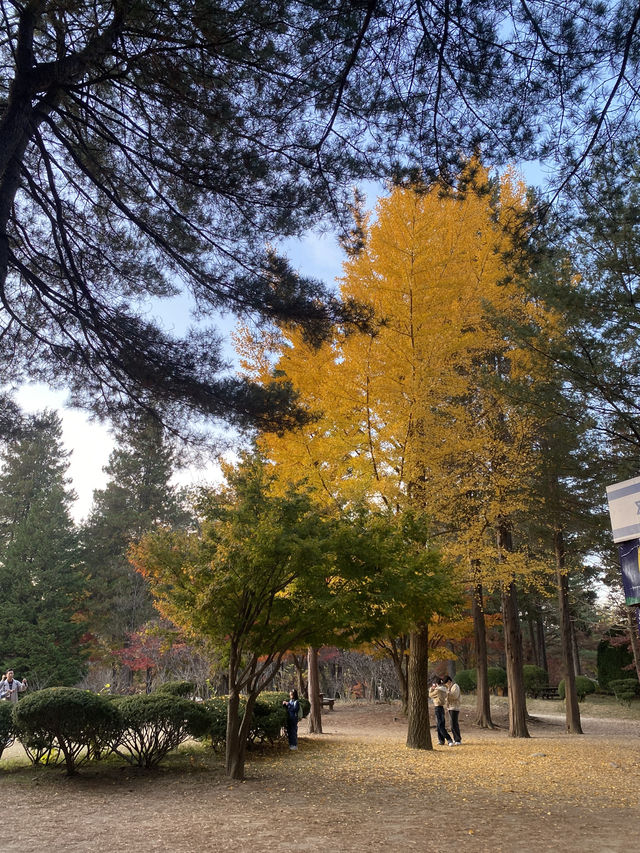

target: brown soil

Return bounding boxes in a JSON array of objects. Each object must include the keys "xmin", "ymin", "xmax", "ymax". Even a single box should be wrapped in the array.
[{"xmin": 1, "ymin": 701, "xmax": 639, "ymax": 852}]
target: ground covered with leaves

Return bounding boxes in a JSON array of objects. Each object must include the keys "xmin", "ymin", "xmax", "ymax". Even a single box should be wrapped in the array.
[{"xmin": 1, "ymin": 698, "xmax": 638, "ymax": 852}]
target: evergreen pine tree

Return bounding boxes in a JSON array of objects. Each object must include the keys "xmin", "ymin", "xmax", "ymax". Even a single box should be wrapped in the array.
[
  {"xmin": 82, "ymin": 415, "xmax": 190, "ymax": 668},
  {"xmin": 0, "ymin": 410, "xmax": 85, "ymax": 686}
]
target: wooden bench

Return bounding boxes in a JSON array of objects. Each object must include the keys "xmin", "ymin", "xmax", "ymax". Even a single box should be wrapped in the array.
[
  {"xmin": 319, "ymin": 695, "xmax": 336, "ymax": 710},
  {"xmin": 538, "ymin": 686, "xmax": 560, "ymax": 699}
]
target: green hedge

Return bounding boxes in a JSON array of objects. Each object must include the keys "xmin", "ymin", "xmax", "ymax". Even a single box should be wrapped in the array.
[
  {"xmin": 202, "ymin": 692, "xmax": 310, "ymax": 751},
  {"xmin": 155, "ymin": 681, "xmax": 196, "ymax": 699},
  {"xmin": 260, "ymin": 692, "xmax": 310, "ymax": 718},
  {"xmin": 597, "ymin": 639, "xmax": 634, "ymax": 692},
  {"xmin": 202, "ymin": 697, "xmax": 228, "ymax": 750},
  {"xmin": 14, "ymin": 687, "xmax": 120, "ymax": 774},
  {"xmin": 558, "ymin": 676, "xmax": 597, "ymax": 702},
  {"xmin": 454, "ymin": 668, "xmax": 507, "ymax": 694},
  {"xmin": 454, "ymin": 670, "xmax": 476, "ymax": 692},
  {"xmin": 523, "ymin": 665, "xmax": 549, "ymax": 697},
  {"xmin": 0, "ymin": 701, "xmax": 15, "ymax": 759},
  {"xmin": 488, "ymin": 667, "xmax": 508, "ymax": 692},
  {"xmin": 112, "ymin": 693, "xmax": 210, "ymax": 768},
  {"xmin": 7, "ymin": 687, "xmax": 310, "ymax": 772},
  {"xmin": 608, "ymin": 678, "xmax": 640, "ymax": 704}
]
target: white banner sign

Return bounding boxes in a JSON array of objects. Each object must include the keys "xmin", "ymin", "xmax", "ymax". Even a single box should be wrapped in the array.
[{"xmin": 606, "ymin": 475, "xmax": 640, "ymax": 543}]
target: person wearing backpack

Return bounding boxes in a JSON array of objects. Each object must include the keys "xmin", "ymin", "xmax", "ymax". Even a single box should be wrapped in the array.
[{"xmin": 283, "ymin": 689, "xmax": 301, "ymax": 750}]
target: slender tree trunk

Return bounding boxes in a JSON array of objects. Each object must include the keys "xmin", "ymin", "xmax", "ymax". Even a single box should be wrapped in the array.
[
  {"xmin": 374, "ymin": 636, "xmax": 409, "ymax": 714},
  {"xmin": 225, "ymin": 644, "xmax": 256, "ymax": 780},
  {"xmin": 571, "ymin": 619, "xmax": 582, "ymax": 676},
  {"xmin": 225, "ymin": 688, "xmax": 243, "ymax": 779},
  {"xmin": 500, "ymin": 579, "xmax": 529, "ymax": 737},
  {"xmin": 472, "ymin": 580, "xmax": 495, "ymax": 728},
  {"xmin": 554, "ymin": 528, "xmax": 582, "ymax": 734},
  {"xmin": 536, "ymin": 612, "xmax": 548, "ymax": 674},
  {"xmin": 292, "ymin": 652, "xmax": 307, "ymax": 697},
  {"xmin": 307, "ymin": 646, "xmax": 322, "ymax": 734},
  {"xmin": 527, "ymin": 613, "xmax": 538, "ymax": 665},
  {"xmin": 406, "ymin": 622, "xmax": 432, "ymax": 749},
  {"xmin": 391, "ymin": 637, "xmax": 409, "ymax": 714},
  {"xmin": 626, "ymin": 607, "xmax": 640, "ymax": 682},
  {"xmin": 496, "ymin": 522, "xmax": 529, "ymax": 738}
]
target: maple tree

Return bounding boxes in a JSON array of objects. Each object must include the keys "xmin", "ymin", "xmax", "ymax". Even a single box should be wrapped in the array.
[
  {"xmin": 239, "ymin": 162, "xmax": 562, "ymax": 740},
  {"xmin": 130, "ymin": 451, "xmax": 334, "ymax": 779}
]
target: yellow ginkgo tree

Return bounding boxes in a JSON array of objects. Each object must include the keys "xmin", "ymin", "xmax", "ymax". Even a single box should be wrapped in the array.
[{"xmin": 238, "ymin": 162, "xmax": 560, "ymax": 742}]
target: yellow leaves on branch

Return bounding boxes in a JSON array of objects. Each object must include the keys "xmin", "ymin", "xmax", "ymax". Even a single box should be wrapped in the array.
[{"xmin": 239, "ymin": 160, "xmax": 564, "ymax": 590}]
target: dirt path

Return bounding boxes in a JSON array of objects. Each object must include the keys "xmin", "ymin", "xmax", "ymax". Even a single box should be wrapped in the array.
[{"xmin": 1, "ymin": 701, "xmax": 639, "ymax": 852}]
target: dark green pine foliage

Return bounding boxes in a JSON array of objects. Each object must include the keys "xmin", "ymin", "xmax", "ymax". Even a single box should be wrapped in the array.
[
  {"xmin": 0, "ymin": 411, "xmax": 85, "ymax": 686},
  {"xmin": 543, "ymin": 140, "xmax": 640, "ymax": 463},
  {"xmin": 82, "ymin": 415, "xmax": 190, "ymax": 659},
  {"xmin": 0, "ymin": 1, "xmax": 638, "ymax": 434}
]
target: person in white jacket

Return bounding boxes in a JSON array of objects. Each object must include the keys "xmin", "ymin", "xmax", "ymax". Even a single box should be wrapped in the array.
[
  {"xmin": 0, "ymin": 670, "xmax": 27, "ymax": 703},
  {"xmin": 443, "ymin": 675, "xmax": 461, "ymax": 744},
  {"xmin": 429, "ymin": 677, "xmax": 453, "ymax": 746}
]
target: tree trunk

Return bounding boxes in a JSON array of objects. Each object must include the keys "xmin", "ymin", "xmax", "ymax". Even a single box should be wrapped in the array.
[
  {"xmin": 500, "ymin": 579, "xmax": 529, "ymax": 738},
  {"xmin": 536, "ymin": 612, "xmax": 548, "ymax": 674},
  {"xmin": 307, "ymin": 646, "xmax": 323, "ymax": 734},
  {"xmin": 387, "ymin": 636, "xmax": 409, "ymax": 714},
  {"xmin": 527, "ymin": 612, "xmax": 538, "ymax": 665},
  {"xmin": 571, "ymin": 618, "xmax": 582, "ymax": 676},
  {"xmin": 292, "ymin": 652, "xmax": 307, "ymax": 697},
  {"xmin": 554, "ymin": 528, "xmax": 583, "ymax": 734},
  {"xmin": 225, "ymin": 688, "xmax": 243, "ymax": 779},
  {"xmin": 472, "ymin": 581, "xmax": 495, "ymax": 728},
  {"xmin": 626, "ymin": 607, "xmax": 640, "ymax": 682},
  {"xmin": 406, "ymin": 622, "xmax": 432, "ymax": 750}
]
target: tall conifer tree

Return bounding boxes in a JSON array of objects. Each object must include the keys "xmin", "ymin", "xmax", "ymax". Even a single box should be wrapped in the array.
[
  {"xmin": 82, "ymin": 414, "xmax": 189, "ymax": 672},
  {"xmin": 0, "ymin": 410, "xmax": 85, "ymax": 686}
]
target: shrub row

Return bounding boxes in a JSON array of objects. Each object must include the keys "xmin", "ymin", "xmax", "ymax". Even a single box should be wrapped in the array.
[
  {"xmin": 2, "ymin": 688, "xmax": 310, "ymax": 774},
  {"xmin": 454, "ymin": 668, "xmax": 508, "ymax": 694},
  {"xmin": 557, "ymin": 676, "xmax": 597, "ymax": 701}
]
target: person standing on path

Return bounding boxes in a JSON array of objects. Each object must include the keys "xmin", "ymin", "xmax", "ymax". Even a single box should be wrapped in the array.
[
  {"xmin": 283, "ymin": 689, "xmax": 300, "ymax": 750},
  {"xmin": 429, "ymin": 676, "xmax": 453, "ymax": 746},
  {"xmin": 443, "ymin": 675, "xmax": 462, "ymax": 745},
  {"xmin": 0, "ymin": 670, "xmax": 27, "ymax": 703}
]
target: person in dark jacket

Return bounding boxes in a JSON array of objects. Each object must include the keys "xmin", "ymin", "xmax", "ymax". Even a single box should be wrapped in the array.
[{"xmin": 283, "ymin": 689, "xmax": 300, "ymax": 750}]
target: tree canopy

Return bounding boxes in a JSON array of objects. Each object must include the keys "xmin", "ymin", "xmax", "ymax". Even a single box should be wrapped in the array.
[{"xmin": 2, "ymin": 1, "xmax": 640, "ymax": 432}]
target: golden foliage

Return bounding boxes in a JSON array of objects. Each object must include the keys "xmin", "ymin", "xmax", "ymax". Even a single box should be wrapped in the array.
[{"xmin": 240, "ymin": 162, "xmax": 564, "ymax": 593}]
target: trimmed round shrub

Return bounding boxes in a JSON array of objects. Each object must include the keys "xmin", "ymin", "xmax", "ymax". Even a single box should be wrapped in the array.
[
  {"xmin": 487, "ymin": 667, "xmax": 508, "ymax": 693},
  {"xmin": 113, "ymin": 693, "xmax": 210, "ymax": 768},
  {"xmin": 608, "ymin": 678, "xmax": 640, "ymax": 704},
  {"xmin": 249, "ymin": 699, "xmax": 286, "ymax": 745},
  {"xmin": 14, "ymin": 687, "xmax": 121, "ymax": 775},
  {"xmin": 202, "ymin": 692, "xmax": 311, "ymax": 751},
  {"xmin": 155, "ymin": 681, "xmax": 196, "ymax": 699},
  {"xmin": 0, "ymin": 700, "xmax": 16, "ymax": 759},
  {"xmin": 454, "ymin": 670, "xmax": 476, "ymax": 693},
  {"xmin": 523, "ymin": 665, "xmax": 549, "ymax": 697},
  {"xmin": 558, "ymin": 676, "xmax": 597, "ymax": 702},
  {"xmin": 597, "ymin": 639, "xmax": 634, "ymax": 692},
  {"xmin": 261, "ymin": 691, "xmax": 310, "ymax": 718},
  {"xmin": 453, "ymin": 668, "xmax": 506, "ymax": 694},
  {"xmin": 202, "ymin": 697, "xmax": 228, "ymax": 750}
]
